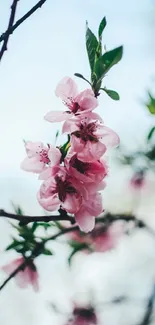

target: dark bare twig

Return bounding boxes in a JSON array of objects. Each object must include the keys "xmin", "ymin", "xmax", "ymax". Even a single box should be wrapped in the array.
[
  {"xmin": 0, "ymin": 0, "xmax": 19, "ymax": 61},
  {"xmin": 0, "ymin": 209, "xmax": 75, "ymax": 225},
  {"xmin": 0, "ymin": 211, "xmax": 155, "ymax": 292},
  {"xmin": 0, "ymin": 0, "xmax": 47, "ymax": 48},
  {"xmin": 138, "ymin": 284, "xmax": 155, "ymax": 325}
]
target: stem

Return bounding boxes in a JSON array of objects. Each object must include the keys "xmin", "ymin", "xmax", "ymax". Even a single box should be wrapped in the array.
[{"xmin": 0, "ymin": 0, "xmax": 19, "ymax": 61}]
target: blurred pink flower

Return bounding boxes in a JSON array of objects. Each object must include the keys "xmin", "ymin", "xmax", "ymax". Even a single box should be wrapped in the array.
[
  {"xmin": 130, "ymin": 171, "xmax": 146, "ymax": 190},
  {"xmin": 45, "ymin": 77, "xmax": 98, "ymax": 123},
  {"xmin": 2, "ymin": 258, "xmax": 39, "ymax": 291},
  {"xmin": 63, "ymin": 116, "xmax": 119, "ymax": 162},
  {"xmin": 21, "ymin": 142, "xmax": 61, "ymax": 174},
  {"xmin": 66, "ymin": 306, "xmax": 98, "ymax": 325}
]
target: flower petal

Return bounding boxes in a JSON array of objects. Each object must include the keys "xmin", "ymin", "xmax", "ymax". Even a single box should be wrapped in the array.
[
  {"xmin": 44, "ymin": 111, "xmax": 72, "ymax": 123},
  {"xmin": 75, "ymin": 208, "xmax": 95, "ymax": 233},
  {"xmin": 55, "ymin": 77, "xmax": 78, "ymax": 100}
]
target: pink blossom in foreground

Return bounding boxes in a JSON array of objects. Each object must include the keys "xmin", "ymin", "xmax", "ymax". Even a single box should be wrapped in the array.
[
  {"xmin": 75, "ymin": 192, "xmax": 103, "ymax": 232},
  {"xmin": 63, "ymin": 116, "xmax": 119, "ymax": 162},
  {"xmin": 66, "ymin": 306, "xmax": 98, "ymax": 325},
  {"xmin": 65, "ymin": 153, "xmax": 108, "ymax": 184},
  {"xmin": 2, "ymin": 258, "xmax": 39, "ymax": 291},
  {"xmin": 44, "ymin": 77, "xmax": 98, "ymax": 123},
  {"xmin": 21, "ymin": 142, "xmax": 61, "ymax": 174},
  {"xmin": 37, "ymin": 168, "xmax": 86, "ymax": 214}
]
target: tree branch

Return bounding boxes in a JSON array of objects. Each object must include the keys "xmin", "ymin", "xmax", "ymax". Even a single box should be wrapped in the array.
[
  {"xmin": 0, "ymin": 209, "xmax": 75, "ymax": 225},
  {"xmin": 0, "ymin": 211, "xmax": 155, "ymax": 292},
  {"xmin": 0, "ymin": 0, "xmax": 47, "ymax": 60},
  {"xmin": 0, "ymin": 0, "xmax": 19, "ymax": 61},
  {"xmin": 139, "ymin": 284, "xmax": 155, "ymax": 325}
]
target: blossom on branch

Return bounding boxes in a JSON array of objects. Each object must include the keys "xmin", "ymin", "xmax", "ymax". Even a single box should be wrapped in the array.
[{"xmin": 2, "ymin": 258, "xmax": 39, "ymax": 291}]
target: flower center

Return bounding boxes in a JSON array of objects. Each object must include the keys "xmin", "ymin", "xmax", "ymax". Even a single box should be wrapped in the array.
[
  {"xmin": 72, "ymin": 121, "xmax": 98, "ymax": 142},
  {"xmin": 39, "ymin": 149, "xmax": 50, "ymax": 164},
  {"xmin": 54, "ymin": 176, "xmax": 77, "ymax": 202},
  {"xmin": 70, "ymin": 155, "xmax": 90, "ymax": 174}
]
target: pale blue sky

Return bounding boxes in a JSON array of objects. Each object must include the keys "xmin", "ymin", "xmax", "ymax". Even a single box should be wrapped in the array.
[{"xmin": 0, "ymin": 0, "xmax": 154, "ymax": 200}]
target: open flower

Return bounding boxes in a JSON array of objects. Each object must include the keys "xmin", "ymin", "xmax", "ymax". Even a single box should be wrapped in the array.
[
  {"xmin": 2, "ymin": 258, "xmax": 39, "ymax": 291},
  {"xmin": 21, "ymin": 142, "xmax": 61, "ymax": 174},
  {"xmin": 44, "ymin": 77, "xmax": 98, "ymax": 123},
  {"xmin": 63, "ymin": 116, "xmax": 119, "ymax": 162},
  {"xmin": 37, "ymin": 168, "xmax": 85, "ymax": 214},
  {"xmin": 65, "ymin": 152, "xmax": 108, "ymax": 184}
]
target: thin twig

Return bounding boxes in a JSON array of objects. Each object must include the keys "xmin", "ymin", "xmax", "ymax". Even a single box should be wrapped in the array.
[
  {"xmin": 0, "ymin": 0, "xmax": 19, "ymax": 61},
  {"xmin": 0, "ymin": 0, "xmax": 47, "ymax": 46},
  {"xmin": 138, "ymin": 284, "xmax": 155, "ymax": 325}
]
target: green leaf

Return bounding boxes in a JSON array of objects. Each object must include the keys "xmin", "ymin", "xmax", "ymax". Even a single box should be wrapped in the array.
[
  {"xmin": 98, "ymin": 17, "xmax": 107, "ymax": 39},
  {"xmin": 147, "ymin": 127, "xmax": 155, "ymax": 141},
  {"xmin": 42, "ymin": 248, "xmax": 53, "ymax": 255},
  {"xmin": 146, "ymin": 92, "xmax": 155, "ymax": 115},
  {"xmin": 100, "ymin": 88, "xmax": 120, "ymax": 100},
  {"xmin": 68, "ymin": 243, "xmax": 89, "ymax": 265},
  {"xmin": 95, "ymin": 46, "xmax": 123, "ymax": 82},
  {"xmin": 74, "ymin": 73, "xmax": 91, "ymax": 85},
  {"xmin": 86, "ymin": 24, "xmax": 98, "ymax": 72},
  {"xmin": 59, "ymin": 135, "xmax": 70, "ymax": 160},
  {"xmin": 6, "ymin": 239, "xmax": 23, "ymax": 251},
  {"xmin": 31, "ymin": 222, "xmax": 38, "ymax": 233}
]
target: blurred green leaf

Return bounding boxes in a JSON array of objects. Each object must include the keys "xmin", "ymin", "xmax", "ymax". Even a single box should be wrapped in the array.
[
  {"xmin": 68, "ymin": 243, "xmax": 89, "ymax": 265},
  {"xmin": 74, "ymin": 73, "xmax": 91, "ymax": 85},
  {"xmin": 100, "ymin": 88, "xmax": 120, "ymax": 100},
  {"xmin": 146, "ymin": 92, "xmax": 155, "ymax": 115},
  {"xmin": 98, "ymin": 17, "xmax": 106, "ymax": 39},
  {"xmin": 147, "ymin": 126, "xmax": 155, "ymax": 142},
  {"xmin": 42, "ymin": 248, "xmax": 53, "ymax": 255},
  {"xmin": 95, "ymin": 46, "xmax": 123, "ymax": 82},
  {"xmin": 86, "ymin": 23, "xmax": 98, "ymax": 72}
]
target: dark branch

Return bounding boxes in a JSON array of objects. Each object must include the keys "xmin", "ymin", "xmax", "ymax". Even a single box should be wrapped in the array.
[
  {"xmin": 0, "ymin": 0, "xmax": 47, "ymax": 46},
  {"xmin": 0, "ymin": 211, "xmax": 155, "ymax": 292},
  {"xmin": 0, "ymin": 0, "xmax": 19, "ymax": 61},
  {"xmin": 0, "ymin": 209, "xmax": 75, "ymax": 225},
  {"xmin": 139, "ymin": 284, "xmax": 155, "ymax": 325}
]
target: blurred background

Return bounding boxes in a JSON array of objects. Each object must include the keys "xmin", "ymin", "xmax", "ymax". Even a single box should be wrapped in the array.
[{"xmin": 0, "ymin": 0, "xmax": 155, "ymax": 324}]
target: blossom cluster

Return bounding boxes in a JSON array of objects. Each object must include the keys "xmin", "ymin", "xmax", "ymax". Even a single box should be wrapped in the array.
[{"xmin": 21, "ymin": 77, "xmax": 119, "ymax": 232}]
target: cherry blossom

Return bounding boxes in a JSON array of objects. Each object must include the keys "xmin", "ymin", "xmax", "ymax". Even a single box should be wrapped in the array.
[{"xmin": 44, "ymin": 77, "xmax": 98, "ymax": 123}]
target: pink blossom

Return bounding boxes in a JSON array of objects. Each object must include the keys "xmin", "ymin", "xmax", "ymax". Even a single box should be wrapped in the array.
[
  {"xmin": 75, "ymin": 192, "xmax": 103, "ymax": 232},
  {"xmin": 21, "ymin": 142, "xmax": 61, "ymax": 174},
  {"xmin": 65, "ymin": 153, "xmax": 108, "ymax": 184},
  {"xmin": 44, "ymin": 77, "xmax": 98, "ymax": 123},
  {"xmin": 91, "ymin": 222, "xmax": 123, "ymax": 252},
  {"xmin": 66, "ymin": 306, "xmax": 98, "ymax": 325},
  {"xmin": 2, "ymin": 258, "xmax": 39, "ymax": 291},
  {"xmin": 63, "ymin": 116, "xmax": 119, "ymax": 162},
  {"xmin": 37, "ymin": 168, "xmax": 85, "ymax": 214},
  {"xmin": 130, "ymin": 171, "xmax": 146, "ymax": 190}
]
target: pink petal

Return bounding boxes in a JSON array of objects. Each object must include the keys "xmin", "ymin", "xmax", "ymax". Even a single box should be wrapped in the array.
[
  {"xmin": 76, "ymin": 140, "xmax": 106, "ymax": 162},
  {"xmin": 44, "ymin": 111, "xmax": 71, "ymax": 123},
  {"xmin": 62, "ymin": 193, "xmax": 82, "ymax": 214},
  {"xmin": 2, "ymin": 258, "xmax": 23, "ymax": 274},
  {"xmin": 75, "ymin": 207, "xmax": 95, "ymax": 233},
  {"xmin": 20, "ymin": 157, "xmax": 45, "ymax": 173},
  {"xmin": 48, "ymin": 146, "xmax": 61, "ymax": 166},
  {"xmin": 55, "ymin": 77, "xmax": 78, "ymax": 100},
  {"xmin": 25, "ymin": 141, "xmax": 44, "ymax": 158},
  {"xmin": 37, "ymin": 189, "xmax": 60, "ymax": 211},
  {"xmin": 62, "ymin": 117, "xmax": 79, "ymax": 133},
  {"xmin": 95, "ymin": 126, "xmax": 120, "ymax": 148}
]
